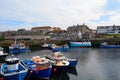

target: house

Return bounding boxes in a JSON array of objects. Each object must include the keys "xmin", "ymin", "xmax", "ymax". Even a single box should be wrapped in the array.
[
  {"xmin": 31, "ymin": 26, "xmax": 52, "ymax": 32},
  {"xmin": 97, "ymin": 25, "xmax": 120, "ymax": 34},
  {"xmin": 67, "ymin": 24, "xmax": 91, "ymax": 40}
]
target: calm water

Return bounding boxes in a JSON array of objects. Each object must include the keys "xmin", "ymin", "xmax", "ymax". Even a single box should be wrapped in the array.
[{"xmin": 10, "ymin": 48, "xmax": 120, "ymax": 80}]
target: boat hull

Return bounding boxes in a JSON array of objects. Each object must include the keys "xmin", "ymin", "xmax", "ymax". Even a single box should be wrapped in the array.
[
  {"xmin": 70, "ymin": 42, "xmax": 92, "ymax": 47},
  {"xmin": 9, "ymin": 48, "xmax": 29, "ymax": 54},
  {"xmin": 32, "ymin": 67, "xmax": 52, "ymax": 79},
  {"xmin": 100, "ymin": 44, "xmax": 120, "ymax": 48},
  {"xmin": 52, "ymin": 65, "xmax": 68, "ymax": 72},
  {"xmin": 68, "ymin": 59, "xmax": 78, "ymax": 67},
  {"xmin": 3, "ymin": 71, "xmax": 28, "ymax": 80},
  {"xmin": 52, "ymin": 47, "xmax": 69, "ymax": 52},
  {"xmin": 23, "ymin": 59, "xmax": 52, "ymax": 79},
  {"xmin": 1, "ymin": 63, "xmax": 28, "ymax": 80}
]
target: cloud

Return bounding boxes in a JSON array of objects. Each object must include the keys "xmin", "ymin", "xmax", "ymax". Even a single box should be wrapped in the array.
[
  {"xmin": 95, "ymin": 0, "xmax": 120, "ymax": 26},
  {"xmin": 97, "ymin": 12, "xmax": 120, "ymax": 26},
  {"xmin": 1, "ymin": 0, "xmax": 120, "ymax": 31}
]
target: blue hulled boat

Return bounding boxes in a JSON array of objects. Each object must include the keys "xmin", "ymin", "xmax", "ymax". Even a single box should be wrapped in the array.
[
  {"xmin": 52, "ymin": 44, "xmax": 69, "ymax": 52},
  {"xmin": 46, "ymin": 53, "xmax": 69, "ymax": 70},
  {"xmin": 70, "ymin": 41, "xmax": 92, "ymax": 47},
  {"xmin": 100, "ymin": 42, "xmax": 120, "ymax": 48},
  {"xmin": 9, "ymin": 40, "xmax": 30, "ymax": 54},
  {"xmin": 23, "ymin": 56, "xmax": 52, "ymax": 79},
  {"xmin": 45, "ymin": 52, "xmax": 78, "ymax": 68},
  {"xmin": 0, "ymin": 56, "xmax": 28, "ymax": 80},
  {"xmin": 67, "ymin": 59, "xmax": 78, "ymax": 67}
]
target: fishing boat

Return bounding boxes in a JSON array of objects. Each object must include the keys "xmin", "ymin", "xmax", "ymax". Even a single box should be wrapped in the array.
[
  {"xmin": 41, "ymin": 43, "xmax": 50, "ymax": 48},
  {"xmin": 45, "ymin": 52, "xmax": 78, "ymax": 69},
  {"xmin": 100, "ymin": 42, "xmax": 120, "ymax": 48},
  {"xmin": 0, "ymin": 47, "xmax": 8, "ymax": 61},
  {"xmin": 41, "ymin": 36, "xmax": 54, "ymax": 49},
  {"xmin": 52, "ymin": 44, "xmax": 69, "ymax": 52},
  {"xmin": 0, "ymin": 55, "xmax": 28, "ymax": 80},
  {"xmin": 22, "ymin": 56, "xmax": 52, "ymax": 79},
  {"xmin": 9, "ymin": 39, "xmax": 30, "ymax": 54},
  {"xmin": 70, "ymin": 41, "xmax": 92, "ymax": 47},
  {"xmin": 41, "ymin": 43, "xmax": 56, "ymax": 49}
]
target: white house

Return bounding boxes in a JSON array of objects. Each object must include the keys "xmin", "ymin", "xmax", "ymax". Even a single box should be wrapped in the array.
[{"xmin": 97, "ymin": 25, "xmax": 120, "ymax": 34}]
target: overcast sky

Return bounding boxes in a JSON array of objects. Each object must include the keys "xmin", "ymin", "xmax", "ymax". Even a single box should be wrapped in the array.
[{"xmin": 0, "ymin": 0, "xmax": 120, "ymax": 31}]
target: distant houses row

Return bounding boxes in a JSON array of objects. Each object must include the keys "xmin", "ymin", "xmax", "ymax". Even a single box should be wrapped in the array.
[
  {"xmin": 0, "ymin": 24, "xmax": 120, "ymax": 40},
  {"xmin": 97, "ymin": 25, "xmax": 120, "ymax": 34}
]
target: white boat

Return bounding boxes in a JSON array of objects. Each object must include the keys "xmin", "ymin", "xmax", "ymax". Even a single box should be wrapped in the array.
[
  {"xmin": 45, "ymin": 52, "xmax": 78, "ymax": 69},
  {"xmin": 45, "ymin": 52, "xmax": 69, "ymax": 71},
  {"xmin": 0, "ymin": 47, "xmax": 8, "ymax": 61}
]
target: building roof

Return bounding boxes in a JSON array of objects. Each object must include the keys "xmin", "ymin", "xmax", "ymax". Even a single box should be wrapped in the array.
[{"xmin": 31, "ymin": 26, "xmax": 52, "ymax": 30}]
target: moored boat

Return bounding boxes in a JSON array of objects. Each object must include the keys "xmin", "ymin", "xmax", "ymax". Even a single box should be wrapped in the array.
[
  {"xmin": 52, "ymin": 44, "xmax": 69, "ymax": 52},
  {"xmin": 45, "ymin": 52, "xmax": 78, "ymax": 69},
  {"xmin": 0, "ymin": 47, "xmax": 8, "ymax": 61},
  {"xmin": 100, "ymin": 42, "xmax": 120, "ymax": 48},
  {"xmin": 0, "ymin": 56, "xmax": 28, "ymax": 80},
  {"xmin": 67, "ymin": 58, "xmax": 78, "ymax": 67},
  {"xmin": 22, "ymin": 56, "xmax": 52, "ymax": 79},
  {"xmin": 9, "ymin": 39, "xmax": 30, "ymax": 54},
  {"xmin": 70, "ymin": 41, "xmax": 92, "ymax": 47},
  {"xmin": 41, "ymin": 43, "xmax": 50, "ymax": 48},
  {"xmin": 41, "ymin": 43, "xmax": 56, "ymax": 49}
]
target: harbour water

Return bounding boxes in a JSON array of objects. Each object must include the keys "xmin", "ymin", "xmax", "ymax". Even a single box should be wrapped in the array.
[{"xmin": 8, "ymin": 48, "xmax": 120, "ymax": 80}]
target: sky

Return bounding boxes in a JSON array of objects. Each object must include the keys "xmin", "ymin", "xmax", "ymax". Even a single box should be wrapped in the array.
[{"xmin": 0, "ymin": 0, "xmax": 120, "ymax": 31}]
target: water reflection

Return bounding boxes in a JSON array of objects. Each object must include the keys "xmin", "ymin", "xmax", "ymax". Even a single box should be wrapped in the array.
[
  {"xmin": 97, "ymin": 49, "xmax": 120, "ymax": 59},
  {"xmin": 96, "ymin": 49, "xmax": 120, "ymax": 80},
  {"xmin": 83, "ymin": 50, "xmax": 106, "ymax": 80},
  {"xmin": 50, "ymin": 69, "xmax": 70, "ymax": 80},
  {"xmin": 6, "ymin": 48, "xmax": 120, "ymax": 80},
  {"xmin": 68, "ymin": 48, "xmax": 120, "ymax": 80}
]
